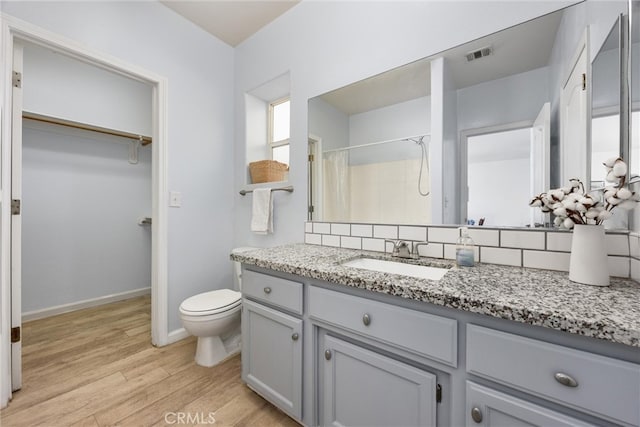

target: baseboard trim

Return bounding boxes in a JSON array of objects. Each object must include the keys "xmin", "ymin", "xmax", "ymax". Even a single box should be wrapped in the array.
[
  {"xmin": 167, "ymin": 327, "xmax": 190, "ymax": 344},
  {"xmin": 22, "ymin": 287, "xmax": 151, "ymax": 322}
]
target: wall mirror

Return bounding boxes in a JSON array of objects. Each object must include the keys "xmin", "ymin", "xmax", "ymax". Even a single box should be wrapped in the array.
[
  {"xmin": 631, "ymin": 0, "xmax": 640, "ymax": 182},
  {"xmin": 308, "ymin": 1, "xmax": 630, "ymax": 228}
]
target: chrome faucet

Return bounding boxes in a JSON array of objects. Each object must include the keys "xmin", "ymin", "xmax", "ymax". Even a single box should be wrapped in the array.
[
  {"xmin": 385, "ymin": 239, "xmax": 411, "ymax": 258},
  {"xmin": 385, "ymin": 240, "xmax": 429, "ymax": 259}
]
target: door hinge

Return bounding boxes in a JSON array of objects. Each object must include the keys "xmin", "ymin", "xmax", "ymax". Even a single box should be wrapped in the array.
[
  {"xmin": 581, "ymin": 73, "xmax": 586, "ymax": 91},
  {"xmin": 11, "ymin": 326, "xmax": 20, "ymax": 343},
  {"xmin": 436, "ymin": 383, "xmax": 442, "ymax": 403},
  {"xmin": 12, "ymin": 71, "xmax": 22, "ymax": 88},
  {"xmin": 308, "ymin": 205, "xmax": 315, "ymax": 214},
  {"xmin": 11, "ymin": 199, "xmax": 21, "ymax": 215},
  {"xmin": 308, "ymin": 154, "xmax": 315, "ymax": 162}
]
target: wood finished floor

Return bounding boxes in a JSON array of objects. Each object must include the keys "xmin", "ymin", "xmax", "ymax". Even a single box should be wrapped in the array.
[{"xmin": 1, "ymin": 296, "xmax": 299, "ymax": 427}]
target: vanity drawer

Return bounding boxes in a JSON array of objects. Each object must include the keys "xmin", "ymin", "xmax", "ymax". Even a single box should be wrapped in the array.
[
  {"xmin": 242, "ymin": 269, "xmax": 303, "ymax": 315},
  {"xmin": 466, "ymin": 324, "xmax": 640, "ymax": 426},
  {"xmin": 309, "ymin": 286, "xmax": 457, "ymax": 367}
]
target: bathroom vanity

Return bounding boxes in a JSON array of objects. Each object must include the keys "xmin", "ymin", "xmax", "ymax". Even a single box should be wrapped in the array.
[{"xmin": 234, "ymin": 244, "xmax": 640, "ymax": 427}]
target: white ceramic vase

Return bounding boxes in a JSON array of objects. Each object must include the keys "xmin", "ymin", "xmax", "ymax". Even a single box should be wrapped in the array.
[{"xmin": 569, "ymin": 224, "xmax": 610, "ymax": 287}]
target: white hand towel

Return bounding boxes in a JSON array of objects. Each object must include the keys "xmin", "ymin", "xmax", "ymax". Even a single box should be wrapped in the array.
[{"xmin": 251, "ymin": 188, "xmax": 273, "ymax": 234}]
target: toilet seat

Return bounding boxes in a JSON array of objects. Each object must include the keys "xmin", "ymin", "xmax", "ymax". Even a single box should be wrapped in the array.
[{"xmin": 180, "ymin": 289, "xmax": 241, "ymax": 316}]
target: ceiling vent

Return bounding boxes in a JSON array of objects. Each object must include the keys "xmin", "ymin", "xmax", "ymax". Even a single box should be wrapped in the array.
[{"xmin": 466, "ymin": 46, "xmax": 493, "ymax": 62}]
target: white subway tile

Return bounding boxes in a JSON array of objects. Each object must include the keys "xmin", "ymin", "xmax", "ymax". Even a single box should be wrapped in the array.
[
  {"xmin": 631, "ymin": 258, "xmax": 640, "ymax": 282},
  {"xmin": 398, "ymin": 226, "xmax": 427, "ymax": 242},
  {"xmin": 523, "ymin": 251, "xmax": 570, "ymax": 272},
  {"xmin": 322, "ymin": 235, "xmax": 340, "ymax": 247},
  {"xmin": 305, "ymin": 233, "xmax": 321, "ymax": 245},
  {"xmin": 605, "ymin": 234, "xmax": 629, "ymax": 256},
  {"xmin": 546, "ymin": 232, "xmax": 572, "ymax": 252},
  {"xmin": 305, "ymin": 222, "xmax": 313, "ymax": 233},
  {"xmin": 313, "ymin": 222, "xmax": 330, "ymax": 234},
  {"xmin": 416, "ymin": 242, "xmax": 444, "ymax": 258},
  {"xmin": 481, "ymin": 247, "xmax": 522, "ymax": 267},
  {"xmin": 428, "ymin": 227, "xmax": 459, "ymax": 243},
  {"xmin": 630, "ymin": 234, "xmax": 640, "ymax": 259},
  {"xmin": 341, "ymin": 236, "xmax": 362, "ymax": 250},
  {"xmin": 351, "ymin": 224, "xmax": 373, "ymax": 238},
  {"xmin": 331, "ymin": 223, "xmax": 351, "ymax": 236},
  {"xmin": 362, "ymin": 238, "xmax": 385, "ymax": 252},
  {"xmin": 373, "ymin": 225, "xmax": 398, "ymax": 239},
  {"xmin": 500, "ymin": 230, "xmax": 545, "ymax": 250},
  {"xmin": 467, "ymin": 229, "xmax": 499, "ymax": 247},
  {"xmin": 608, "ymin": 256, "xmax": 630, "ymax": 278}
]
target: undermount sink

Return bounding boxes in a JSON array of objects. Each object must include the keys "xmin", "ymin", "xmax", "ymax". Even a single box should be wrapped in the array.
[{"xmin": 341, "ymin": 257, "xmax": 450, "ymax": 281}]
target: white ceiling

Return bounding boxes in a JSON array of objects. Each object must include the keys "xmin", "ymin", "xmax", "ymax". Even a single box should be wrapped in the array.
[
  {"xmin": 321, "ymin": 8, "xmax": 563, "ymax": 115},
  {"xmin": 160, "ymin": 0, "xmax": 300, "ymax": 47}
]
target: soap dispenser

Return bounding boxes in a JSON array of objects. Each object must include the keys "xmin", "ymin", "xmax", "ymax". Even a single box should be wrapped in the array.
[{"xmin": 456, "ymin": 227, "xmax": 475, "ymax": 267}]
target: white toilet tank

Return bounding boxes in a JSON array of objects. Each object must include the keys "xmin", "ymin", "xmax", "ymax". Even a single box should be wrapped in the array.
[{"xmin": 231, "ymin": 247, "xmax": 258, "ymax": 291}]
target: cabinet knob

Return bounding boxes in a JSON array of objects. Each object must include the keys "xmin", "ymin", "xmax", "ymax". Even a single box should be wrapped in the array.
[
  {"xmin": 554, "ymin": 372, "xmax": 579, "ymax": 388},
  {"xmin": 291, "ymin": 332, "xmax": 299, "ymax": 341},
  {"xmin": 263, "ymin": 287, "xmax": 272, "ymax": 294},
  {"xmin": 362, "ymin": 313, "xmax": 371, "ymax": 326},
  {"xmin": 471, "ymin": 407, "xmax": 483, "ymax": 423},
  {"xmin": 324, "ymin": 350, "xmax": 332, "ymax": 360}
]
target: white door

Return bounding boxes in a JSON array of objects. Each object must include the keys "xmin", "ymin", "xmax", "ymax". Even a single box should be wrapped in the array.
[
  {"xmin": 560, "ymin": 38, "xmax": 588, "ymax": 186},
  {"xmin": 10, "ymin": 42, "xmax": 24, "ymax": 391},
  {"xmin": 530, "ymin": 102, "xmax": 551, "ymax": 227}
]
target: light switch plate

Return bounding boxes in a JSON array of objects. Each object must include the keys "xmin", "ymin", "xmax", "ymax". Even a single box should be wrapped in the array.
[{"xmin": 169, "ymin": 191, "xmax": 182, "ymax": 207}]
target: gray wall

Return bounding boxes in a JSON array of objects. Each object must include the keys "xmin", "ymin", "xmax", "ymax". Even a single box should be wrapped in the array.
[
  {"xmin": 22, "ymin": 122, "xmax": 152, "ymax": 313},
  {"xmin": 2, "ymin": 0, "xmax": 236, "ymax": 333}
]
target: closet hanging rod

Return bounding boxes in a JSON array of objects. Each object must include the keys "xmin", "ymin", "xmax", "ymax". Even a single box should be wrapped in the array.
[
  {"xmin": 239, "ymin": 185, "xmax": 294, "ymax": 196},
  {"xmin": 22, "ymin": 112, "xmax": 152, "ymax": 145}
]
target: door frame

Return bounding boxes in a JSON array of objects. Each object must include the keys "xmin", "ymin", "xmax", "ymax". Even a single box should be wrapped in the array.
[
  {"xmin": 0, "ymin": 13, "xmax": 170, "ymax": 406},
  {"xmin": 459, "ymin": 120, "xmax": 534, "ymax": 225}
]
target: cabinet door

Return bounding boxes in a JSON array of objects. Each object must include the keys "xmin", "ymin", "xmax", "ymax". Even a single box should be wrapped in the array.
[
  {"xmin": 242, "ymin": 299, "xmax": 302, "ymax": 420},
  {"xmin": 466, "ymin": 382, "xmax": 596, "ymax": 427},
  {"xmin": 321, "ymin": 335, "xmax": 436, "ymax": 427}
]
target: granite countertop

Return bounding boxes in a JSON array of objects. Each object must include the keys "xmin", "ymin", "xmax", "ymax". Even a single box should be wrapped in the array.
[{"xmin": 232, "ymin": 243, "xmax": 640, "ymax": 348}]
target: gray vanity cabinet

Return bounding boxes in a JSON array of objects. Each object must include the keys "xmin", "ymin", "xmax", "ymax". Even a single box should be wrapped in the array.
[
  {"xmin": 465, "ymin": 382, "xmax": 596, "ymax": 427},
  {"xmin": 241, "ymin": 270, "xmax": 304, "ymax": 421},
  {"xmin": 320, "ymin": 334, "xmax": 437, "ymax": 427}
]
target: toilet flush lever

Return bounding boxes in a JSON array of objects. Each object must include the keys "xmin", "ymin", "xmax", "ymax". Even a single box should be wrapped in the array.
[{"xmin": 263, "ymin": 287, "xmax": 272, "ymax": 294}]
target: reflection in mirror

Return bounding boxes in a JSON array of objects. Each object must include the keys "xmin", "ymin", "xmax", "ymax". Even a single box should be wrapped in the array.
[
  {"xmin": 632, "ymin": 1, "xmax": 640, "ymax": 181},
  {"xmin": 308, "ymin": 1, "xmax": 629, "ymax": 228},
  {"xmin": 591, "ymin": 17, "xmax": 621, "ymax": 188}
]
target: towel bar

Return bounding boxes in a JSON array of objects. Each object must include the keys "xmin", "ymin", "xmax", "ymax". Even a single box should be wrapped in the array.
[{"xmin": 240, "ymin": 185, "xmax": 294, "ymax": 196}]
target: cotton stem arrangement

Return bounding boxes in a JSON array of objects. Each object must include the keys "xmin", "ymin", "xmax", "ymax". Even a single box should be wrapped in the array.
[{"xmin": 529, "ymin": 158, "xmax": 639, "ymax": 229}]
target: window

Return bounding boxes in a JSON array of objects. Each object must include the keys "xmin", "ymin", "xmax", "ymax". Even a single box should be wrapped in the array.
[{"xmin": 269, "ymin": 98, "xmax": 290, "ymax": 165}]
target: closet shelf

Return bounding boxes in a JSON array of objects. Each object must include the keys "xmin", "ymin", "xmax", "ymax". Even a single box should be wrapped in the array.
[{"xmin": 23, "ymin": 112, "xmax": 152, "ymax": 145}]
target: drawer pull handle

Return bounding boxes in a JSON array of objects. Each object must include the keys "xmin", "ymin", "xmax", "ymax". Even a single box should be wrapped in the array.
[
  {"xmin": 291, "ymin": 333, "xmax": 299, "ymax": 341},
  {"xmin": 325, "ymin": 350, "xmax": 332, "ymax": 360},
  {"xmin": 362, "ymin": 313, "xmax": 371, "ymax": 326},
  {"xmin": 554, "ymin": 372, "xmax": 579, "ymax": 388},
  {"xmin": 263, "ymin": 287, "xmax": 272, "ymax": 294},
  {"xmin": 471, "ymin": 407, "xmax": 483, "ymax": 423}
]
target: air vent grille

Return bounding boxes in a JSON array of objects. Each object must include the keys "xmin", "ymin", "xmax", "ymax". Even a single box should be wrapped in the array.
[{"xmin": 466, "ymin": 46, "xmax": 493, "ymax": 62}]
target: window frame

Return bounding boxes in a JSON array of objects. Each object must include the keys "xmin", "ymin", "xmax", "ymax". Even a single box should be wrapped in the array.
[{"xmin": 268, "ymin": 97, "xmax": 290, "ymax": 162}]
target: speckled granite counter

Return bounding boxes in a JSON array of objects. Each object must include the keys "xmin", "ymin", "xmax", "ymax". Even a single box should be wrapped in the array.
[{"xmin": 232, "ymin": 243, "xmax": 640, "ymax": 347}]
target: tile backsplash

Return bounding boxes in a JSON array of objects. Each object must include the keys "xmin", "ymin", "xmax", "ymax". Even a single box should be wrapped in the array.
[{"xmin": 305, "ymin": 222, "xmax": 635, "ymax": 280}]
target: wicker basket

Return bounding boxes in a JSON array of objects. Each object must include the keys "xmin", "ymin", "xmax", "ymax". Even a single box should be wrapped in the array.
[{"xmin": 249, "ymin": 160, "xmax": 289, "ymax": 184}]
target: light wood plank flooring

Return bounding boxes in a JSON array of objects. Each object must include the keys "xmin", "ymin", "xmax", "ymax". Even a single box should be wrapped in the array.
[{"xmin": 1, "ymin": 296, "xmax": 299, "ymax": 427}]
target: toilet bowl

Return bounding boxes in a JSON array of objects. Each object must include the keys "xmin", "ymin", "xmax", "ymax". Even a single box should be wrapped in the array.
[{"xmin": 179, "ymin": 247, "xmax": 256, "ymax": 367}]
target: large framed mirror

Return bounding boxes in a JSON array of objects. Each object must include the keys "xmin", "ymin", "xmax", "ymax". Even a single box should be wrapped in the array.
[{"xmin": 308, "ymin": 0, "xmax": 631, "ymax": 229}]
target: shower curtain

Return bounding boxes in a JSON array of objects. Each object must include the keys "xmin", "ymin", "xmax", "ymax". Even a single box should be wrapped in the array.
[{"xmin": 323, "ymin": 151, "xmax": 350, "ymax": 221}]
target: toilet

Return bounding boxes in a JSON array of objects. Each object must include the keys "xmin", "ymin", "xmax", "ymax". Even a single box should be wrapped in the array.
[{"xmin": 179, "ymin": 247, "xmax": 256, "ymax": 367}]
